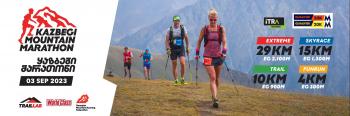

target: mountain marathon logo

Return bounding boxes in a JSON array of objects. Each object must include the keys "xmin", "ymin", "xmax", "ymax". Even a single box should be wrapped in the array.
[
  {"xmin": 76, "ymin": 94, "xmax": 95, "ymax": 111},
  {"xmin": 18, "ymin": 7, "xmax": 77, "ymax": 87},
  {"xmin": 19, "ymin": 97, "xmax": 42, "ymax": 108},
  {"xmin": 293, "ymin": 13, "xmax": 333, "ymax": 29},
  {"xmin": 18, "ymin": 6, "xmax": 77, "ymax": 51}
]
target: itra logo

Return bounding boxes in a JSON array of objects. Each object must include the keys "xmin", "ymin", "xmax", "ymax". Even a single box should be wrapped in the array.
[
  {"xmin": 293, "ymin": 13, "xmax": 333, "ymax": 29},
  {"xmin": 18, "ymin": 6, "xmax": 77, "ymax": 51},
  {"xmin": 264, "ymin": 17, "xmax": 285, "ymax": 29},
  {"xmin": 76, "ymin": 94, "xmax": 95, "ymax": 111},
  {"xmin": 19, "ymin": 97, "xmax": 42, "ymax": 108}
]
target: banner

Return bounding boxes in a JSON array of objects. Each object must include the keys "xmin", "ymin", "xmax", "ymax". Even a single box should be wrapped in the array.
[{"xmin": 0, "ymin": 0, "xmax": 349, "ymax": 115}]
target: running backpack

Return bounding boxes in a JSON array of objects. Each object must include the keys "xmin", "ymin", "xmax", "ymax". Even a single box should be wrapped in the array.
[
  {"xmin": 169, "ymin": 25, "xmax": 185, "ymax": 47},
  {"xmin": 203, "ymin": 24, "xmax": 223, "ymax": 47}
]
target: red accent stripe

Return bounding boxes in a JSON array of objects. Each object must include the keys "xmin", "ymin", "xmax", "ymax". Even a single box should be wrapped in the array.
[{"xmin": 257, "ymin": 36, "xmax": 294, "ymax": 45}]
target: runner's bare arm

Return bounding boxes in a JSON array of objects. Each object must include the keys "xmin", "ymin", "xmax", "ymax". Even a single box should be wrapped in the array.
[
  {"xmin": 165, "ymin": 31, "xmax": 170, "ymax": 49},
  {"xmin": 221, "ymin": 26, "xmax": 227, "ymax": 50},
  {"xmin": 185, "ymin": 33, "xmax": 190, "ymax": 53},
  {"xmin": 130, "ymin": 52, "xmax": 134, "ymax": 59}
]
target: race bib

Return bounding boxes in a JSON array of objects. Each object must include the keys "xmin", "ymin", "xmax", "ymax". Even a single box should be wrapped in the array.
[
  {"xmin": 174, "ymin": 37, "xmax": 183, "ymax": 46},
  {"xmin": 203, "ymin": 57, "xmax": 212, "ymax": 66},
  {"xmin": 145, "ymin": 59, "xmax": 149, "ymax": 63}
]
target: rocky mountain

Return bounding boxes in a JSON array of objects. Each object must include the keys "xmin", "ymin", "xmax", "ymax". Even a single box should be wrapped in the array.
[{"xmin": 111, "ymin": 0, "xmax": 197, "ymax": 42}]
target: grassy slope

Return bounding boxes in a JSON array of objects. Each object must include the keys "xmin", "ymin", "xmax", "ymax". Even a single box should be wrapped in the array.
[{"xmin": 105, "ymin": 76, "xmax": 349, "ymax": 116}]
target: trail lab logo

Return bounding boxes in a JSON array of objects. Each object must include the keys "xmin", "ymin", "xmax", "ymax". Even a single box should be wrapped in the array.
[
  {"xmin": 19, "ymin": 97, "xmax": 42, "ymax": 108},
  {"xmin": 293, "ymin": 13, "xmax": 333, "ymax": 29},
  {"xmin": 264, "ymin": 17, "xmax": 285, "ymax": 29},
  {"xmin": 76, "ymin": 94, "xmax": 95, "ymax": 111},
  {"xmin": 18, "ymin": 6, "xmax": 77, "ymax": 52}
]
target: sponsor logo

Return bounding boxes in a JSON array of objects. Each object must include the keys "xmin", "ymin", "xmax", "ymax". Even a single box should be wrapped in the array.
[
  {"xmin": 19, "ymin": 97, "xmax": 42, "ymax": 108},
  {"xmin": 264, "ymin": 17, "xmax": 285, "ymax": 29},
  {"xmin": 76, "ymin": 94, "xmax": 95, "ymax": 111},
  {"xmin": 293, "ymin": 13, "xmax": 333, "ymax": 29},
  {"xmin": 46, "ymin": 99, "xmax": 72, "ymax": 106},
  {"xmin": 77, "ymin": 94, "xmax": 89, "ymax": 103}
]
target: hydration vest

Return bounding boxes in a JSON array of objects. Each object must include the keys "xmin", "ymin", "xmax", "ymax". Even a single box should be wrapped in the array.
[
  {"xmin": 203, "ymin": 24, "xmax": 223, "ymax": 47},
  {"xmin": 169, "ymin": 25, "xmax": 185, "ymax": 48}
]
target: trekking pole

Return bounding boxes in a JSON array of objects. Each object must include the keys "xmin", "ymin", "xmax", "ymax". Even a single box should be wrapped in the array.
[
  {"xmin": 187, "ymin": 53, "xmax": 193, "ymax": 83},
  {"xmin": 224, "ymin": 61, "xmax": 239, "ymax": 96},
  {"xmin": 164, "ymin": 55, "xmax": 170, "ymax": 80},
  {"xmin": 150, "ymin": 64, "xmax": 152, "ymax": 80},
  {"xmin": 195, "ymin": 58, "xmax": 198, "ymax": 86}
]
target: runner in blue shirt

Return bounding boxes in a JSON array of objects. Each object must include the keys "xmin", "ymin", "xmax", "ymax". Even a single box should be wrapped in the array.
[{"xmin": 140, "ymin": 48, "xmax": 152, "ymax": 80}]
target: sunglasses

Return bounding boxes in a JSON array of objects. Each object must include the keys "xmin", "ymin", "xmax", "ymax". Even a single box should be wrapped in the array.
[{"xmin": 210, "ymin": 18, "xmax": 217, "ymax": 22}]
